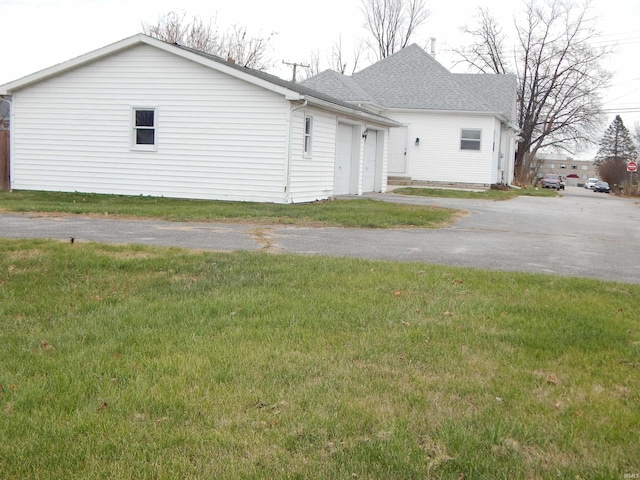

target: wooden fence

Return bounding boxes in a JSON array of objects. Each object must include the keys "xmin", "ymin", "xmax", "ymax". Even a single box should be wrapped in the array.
[{"xmin": 0, "ymin": 130, "xmax": 8, "ymax": 190}]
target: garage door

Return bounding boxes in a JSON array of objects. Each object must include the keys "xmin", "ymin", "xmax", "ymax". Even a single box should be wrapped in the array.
[
  {"xmin": 334, "ymin": 123, "xmax": 353, "ymax": 195},
  {"xmin": 363, "ymin": 130, "xmax": 377, "ymax": 192}
]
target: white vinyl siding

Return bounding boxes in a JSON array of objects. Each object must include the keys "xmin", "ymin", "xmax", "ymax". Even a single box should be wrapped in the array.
[
  {"xmin": 386, "ymin": 112, "xmax": 496, "ymax": 185},
  {"xmin": 10, "ymin": 44, "xmax": 291, "ymax": 203},
  {"xmin": 288, "ymin": 107, "xmax": 337, "ymax": 202}
]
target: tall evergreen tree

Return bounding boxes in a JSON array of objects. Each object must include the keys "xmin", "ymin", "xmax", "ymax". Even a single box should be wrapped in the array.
[{"xmin": 595, "ymin": 115, "xmax": 638, "ymax": 164}]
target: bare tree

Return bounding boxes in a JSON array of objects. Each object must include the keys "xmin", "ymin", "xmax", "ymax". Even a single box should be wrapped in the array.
[
  {"xmin": 142, "ymin": 11, "xmax": 218, "ymax": 52},
  {"xmin": 142, "ymin": 11, "xmax": 275, "ymax": 70},
  {"xmin": 296, "ymin": 51, "xmax": 321, "ymax": 82},
  {"xmin": 361, "ymin": 0, "xmax": 430, "ymax": 60},
  {"xmin": 455, "ymin": 0, "xmax": 612, "ymax": 184},
  {"xmin": 330, "ymin": 36, "xmax": 364, "ymax": 75},
  {"xmin": 218, "ymin": 25, "xmax": 276, "ymax": 71},
  {"xmin": 598, "ymin": 158, "xmax": 628, "ymax": 189},
  {"xmin": 297, "ymin": 37, "xmax": 364, "ymax": 82},
  {"xmin": 455, "ymin": 8, "xmax": 508, "ymax": 74}
]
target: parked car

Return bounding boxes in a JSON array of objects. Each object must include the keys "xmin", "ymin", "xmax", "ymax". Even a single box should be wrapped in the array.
[
  {"xmin": 540, "ymin": 174, "xmax": 565, "ymax": 190},
  {"xmin": 593, "ymin": 181, "xmax": 610, "ymax": 193},
  {"xmin": 584, "ymin": 178, "xmax": 599, "ymax": 189}
]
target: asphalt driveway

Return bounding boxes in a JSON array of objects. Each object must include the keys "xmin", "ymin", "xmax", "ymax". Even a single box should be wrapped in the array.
[{"xmin": 1, "ymin": 186, "xmax": 639, "ymax": 283}]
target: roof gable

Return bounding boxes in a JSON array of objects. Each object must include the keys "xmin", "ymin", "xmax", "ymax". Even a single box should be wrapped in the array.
[{"xmin": 0, "ymin": 34, "xmax": 302, "ymax": 100}]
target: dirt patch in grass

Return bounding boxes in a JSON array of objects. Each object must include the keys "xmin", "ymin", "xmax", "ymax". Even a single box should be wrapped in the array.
[{"xmin": 249, "ymin": 228, "xmax": 285, "ymax": 253}]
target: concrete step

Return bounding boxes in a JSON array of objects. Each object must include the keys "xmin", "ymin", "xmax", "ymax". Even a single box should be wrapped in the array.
[{"xmin": 387, "ymin": 176, "xmax": 412, "ymax": 185}]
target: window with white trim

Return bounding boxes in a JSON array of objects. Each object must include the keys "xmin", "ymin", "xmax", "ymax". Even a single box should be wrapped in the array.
[
  {"xmin": 461, "ymin": 129, "xmax": 481, "ymax": 150},
  {"xmin": 304, "ymin": 115, "xmax": 313, "ymax": 157},
  {"xmin": 133, "ymin": 108, "xmax": 156, "ymax": 149}
]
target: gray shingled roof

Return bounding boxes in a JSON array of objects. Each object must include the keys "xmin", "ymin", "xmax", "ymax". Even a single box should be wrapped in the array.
[
  {"xmin": 173, "ymin": 43, "xmax": 396, "ymax": 124},
  {"xmin": 302, "ymin": 44, "xmax": 517, "ymax": 122},
  {"xmin": 301, "ymin": 70, "xmax": 375, "ymax": 104},
  {"xmin": 454, "ymin": 73, "xmax": 517, "ymax": 122}
]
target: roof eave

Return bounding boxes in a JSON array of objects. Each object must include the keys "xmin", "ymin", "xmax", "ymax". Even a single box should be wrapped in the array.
[
  {"xmin": 385, "ymin": 106, "xmax": 514, "ymax": 120},
  {"xmin": 305, "ymin": 96, "xmax": 400, "ymax": 127},
  {"xmin": 348, "ymin": 100, "xmax": 386, "ymax": 113}
]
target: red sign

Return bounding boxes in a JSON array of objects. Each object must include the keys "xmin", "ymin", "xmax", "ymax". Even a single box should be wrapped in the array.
[{"xmin": 628, "ymin": 161, "xmax": 638, "ymax": 172}]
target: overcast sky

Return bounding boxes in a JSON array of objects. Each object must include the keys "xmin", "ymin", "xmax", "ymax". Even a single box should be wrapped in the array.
[{"xmin": 1, "ymin": 0, "xmax": 639, "ymax": 156}]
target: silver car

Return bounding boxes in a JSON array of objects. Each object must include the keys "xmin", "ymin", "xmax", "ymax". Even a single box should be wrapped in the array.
[{"xmin": 584, "ymin": 178, "xmax": 598, "ymax": 189}]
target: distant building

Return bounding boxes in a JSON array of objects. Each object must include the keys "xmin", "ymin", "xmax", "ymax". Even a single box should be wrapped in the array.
[{"xmin": 536, "ymin": 153, "xmax": 597, "ymax": 186}]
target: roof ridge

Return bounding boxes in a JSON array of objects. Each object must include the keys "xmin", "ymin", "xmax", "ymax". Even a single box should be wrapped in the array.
[{"xmin": 353, "ymin": 43, "xmax": 451, "ymax": 78}]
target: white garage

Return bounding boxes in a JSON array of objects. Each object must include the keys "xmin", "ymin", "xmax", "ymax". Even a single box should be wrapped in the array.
[{"xmin": 0, "ymin": 34, "xmax": 398, "ymax": 203}]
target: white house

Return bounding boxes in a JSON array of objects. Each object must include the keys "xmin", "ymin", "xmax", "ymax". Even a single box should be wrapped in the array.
[
  {"xmin": 0, "ymin": 34, "xmax": 398, "ymax": 203},
  {"xmin": 302, "ymin": 45, "xmax": 519, "ymax": 188}
]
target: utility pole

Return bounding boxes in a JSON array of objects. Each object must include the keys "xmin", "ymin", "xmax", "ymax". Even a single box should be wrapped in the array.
[{"xmin": 282, "ymin": 60, "xmax": 310, "ymax": 83}]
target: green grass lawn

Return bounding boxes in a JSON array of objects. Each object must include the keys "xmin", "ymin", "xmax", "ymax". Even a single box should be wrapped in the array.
[
  {"xmin": 391, "ymin": 186, "xmax": 558, "ymax": 199},
  {"xmin": 0, "ymin": 191, "xmax": 457, "ymax": 228},
  {"xmin": 1, "ymin": 239, "xmax": 638, "ymax": 479}
]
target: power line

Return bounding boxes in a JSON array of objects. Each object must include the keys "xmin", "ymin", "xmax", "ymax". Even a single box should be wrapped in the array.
[
  {"xmin": 604, "ymin": 86, "xmax": 640, "ymax": 105},
  {"xmin": 591, "ymin": 29, "xmax": 640, "ymax": 40},
  {"xmin": 433, "ymin": 28, "xmax": 640, "ymax": 56}
]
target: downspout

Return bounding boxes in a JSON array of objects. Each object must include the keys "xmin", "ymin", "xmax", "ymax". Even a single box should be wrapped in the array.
[{"xmin": 285, "ymin": 99, "xmax": 307, "ymax": 203}]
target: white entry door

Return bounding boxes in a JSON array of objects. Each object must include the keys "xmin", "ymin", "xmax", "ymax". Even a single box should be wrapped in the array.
[
  {"xmin": 388, "ymin": 126, "xmax": 408, "ymax": 174},
  {"xmin": 363, "ymin": 130, "xmax": 377, "ymax": 192},
  {"xmin": 334, "ymin": 123, "xmax": 353, "ymax": 195}
]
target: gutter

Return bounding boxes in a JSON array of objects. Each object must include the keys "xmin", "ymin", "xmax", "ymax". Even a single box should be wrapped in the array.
[{"xmin": 285, "ymin": 99, "xmax": 308, "ymax": 203}]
